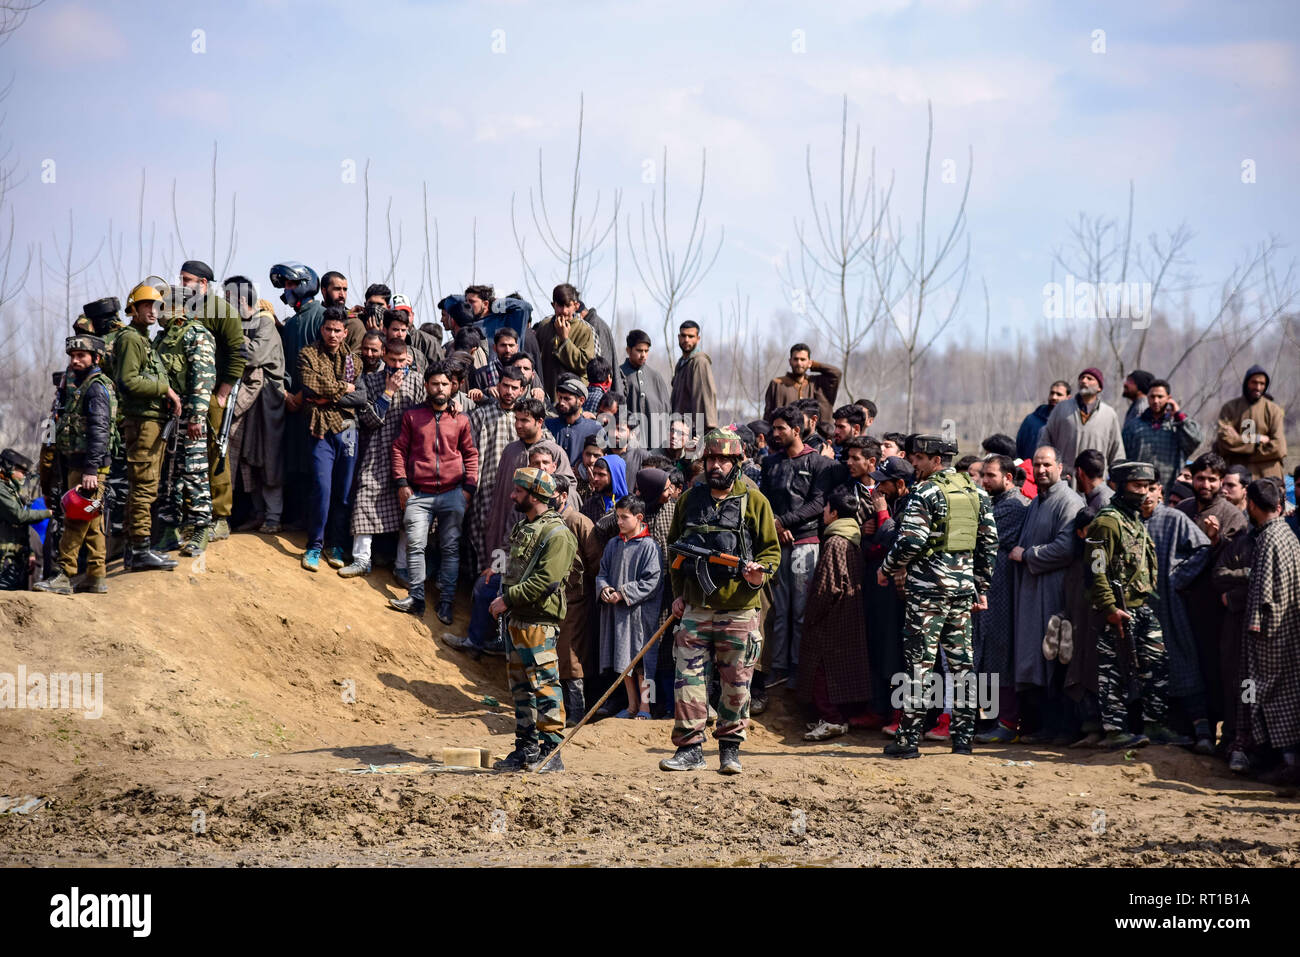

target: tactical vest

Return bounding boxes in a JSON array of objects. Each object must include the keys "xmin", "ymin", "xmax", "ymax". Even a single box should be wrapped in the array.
[
  {"xmin": 154, "ymin": 318, "xmax": 203, "ymax": 393},
  {"xmin": 677, "ymin": 484, "xmax": 754, "ymax": 564},
  {"xmin": 55, "ymin": 369, "xmax": 117, "ymax": 457},
  {"xmin": 114, "ymin": 325, "xmax": 171, "ymax": 419},
  {"xmin": 925, "ymin": 469, "xmax": 981, "ymax": 554},
  {"xmin": 1094, "ymin": 505, "xmax": 1156, "ymax": 601}
]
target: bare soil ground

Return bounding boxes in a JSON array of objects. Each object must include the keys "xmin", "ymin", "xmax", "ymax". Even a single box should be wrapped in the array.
[{"xmin": 1, "ymin": 533, "xmax": 1296, "ymax": 867}]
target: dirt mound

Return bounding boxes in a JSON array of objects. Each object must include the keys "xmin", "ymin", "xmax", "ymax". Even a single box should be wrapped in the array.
[{"xmin": 0, "ymin": 530, "xmax": 507, "ymax": 767}]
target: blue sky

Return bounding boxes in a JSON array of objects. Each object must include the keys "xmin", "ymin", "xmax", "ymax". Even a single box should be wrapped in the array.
[{"xmin": 7, "ymin": 0, "xmax": 1299, "ymax": 350}]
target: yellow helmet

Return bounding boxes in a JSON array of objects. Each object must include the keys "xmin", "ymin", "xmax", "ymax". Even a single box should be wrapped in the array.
[{"xmin": 125, "ymin": 281, "xmax": 164, "ymax": 313}]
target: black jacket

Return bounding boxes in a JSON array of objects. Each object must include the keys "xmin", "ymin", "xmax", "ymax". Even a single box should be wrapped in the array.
[{"xmin": 759, "ymin": 446, "xmax": 836, "ymax": 541}]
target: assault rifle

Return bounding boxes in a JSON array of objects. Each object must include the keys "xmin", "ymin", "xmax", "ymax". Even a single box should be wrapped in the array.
[
  {"xmin": 213, "ymin": 380, "xmax": 241, "ymax": 476},
  {"xmin": 668, "ymin": 541, "xmax": 772, "ymax": 598}
]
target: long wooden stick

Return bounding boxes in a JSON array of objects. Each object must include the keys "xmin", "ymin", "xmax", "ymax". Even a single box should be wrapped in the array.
[{"xmin": 530, "ymin": 613, "xmax": 679, "ymax": 772}]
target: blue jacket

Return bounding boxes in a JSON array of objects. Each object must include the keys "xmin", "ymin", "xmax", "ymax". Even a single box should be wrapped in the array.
[{"xmin": 1016, "ymin": 404, "xmax": 1052, "ymax": 461}]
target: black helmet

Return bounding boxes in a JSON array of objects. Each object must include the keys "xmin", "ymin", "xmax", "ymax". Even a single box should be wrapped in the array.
[
  {"xmin": 0, "ymin": 448, "xmax": 33, "ymax": 473},
  {"xmin": 910, "ymin": 434, "xmax": 958, "ymax": 457},
  {"xmin": 269, "ymin": 262, "xmax": 319, "ymax": 309}
]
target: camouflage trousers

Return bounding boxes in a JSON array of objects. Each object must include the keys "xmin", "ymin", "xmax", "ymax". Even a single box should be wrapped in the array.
[
  {"xmin": 671, "ymin": 605, "xmax": 761, "ymax": 747},
  {"xmin": 507, "ymin": 621, "xmax": 564, "ymax": 749},
  {"xmin": 159, "ymin": 429, "xmax": 212, "ymax": 529},
  {"xmin": 898, "ymin": 595, "xmax": 975, "ymax": 748},
  {"xmin": 1097, "ymin": 602, "xmax": 1169, "ymax": 731}
]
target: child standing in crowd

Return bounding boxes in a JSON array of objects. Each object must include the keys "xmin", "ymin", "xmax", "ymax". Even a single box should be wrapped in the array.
[{"xmin": 596, "ymin": 494, "xmax": 662, "ymax": 719}]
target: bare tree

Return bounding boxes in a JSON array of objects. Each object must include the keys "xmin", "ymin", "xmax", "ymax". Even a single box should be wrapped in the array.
[
  {"xmin": 627, "ymin": 147, "xmax": 723, "ymax": 379},
  {"xmin": 778, "ymin": 95, "xmax": 894, "ymax": 400},
  {"xmin": 878, "ymin": 101, "xmax": 972, "ymax": 431},
  {"xmin": 511, "ymin": 93, "xmax": 621, "ymax": 310}
]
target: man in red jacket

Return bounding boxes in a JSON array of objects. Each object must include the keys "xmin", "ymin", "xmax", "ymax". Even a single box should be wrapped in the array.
[{"xmin": 390, "ymin": 360, "xmax": 480, "ymax": 624}]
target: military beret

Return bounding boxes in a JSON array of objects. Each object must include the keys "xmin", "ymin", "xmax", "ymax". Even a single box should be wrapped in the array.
[{"xmin": 180, "ymin": 259, "xmax": 215, "ymax": 281}]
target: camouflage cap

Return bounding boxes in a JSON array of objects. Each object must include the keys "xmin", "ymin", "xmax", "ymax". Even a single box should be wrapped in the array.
[
  {"xmin": 1110, "ymin": 460, "xmax": 1155, "ymax": 484},
  {"xmin": 700, "ymin": 427, "xmax": 742, "ymax": 457},
  {"xmin": 513, "ymin": 466, "xmax": 557, "ymax": 501},
  {"xmin": 72, "ymin": 314, "xmax": 93, "ymax": 335},
  {"xmin": 65, "ymin": 334, "xmax": 106, "ymax": 356}
]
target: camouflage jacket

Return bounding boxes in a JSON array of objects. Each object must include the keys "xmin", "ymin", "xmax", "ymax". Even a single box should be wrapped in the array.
[
  {"xmin": 1085, "ymin": 499, "xmax": 1157, "ymax": 615},
  {"xmin": 502, "ymin": 508, "xmax": 578, "ymax": 625},
  {"xmin": 154, "ymin": 318, "xmax": 216, "ymax": 424},
  {"xmin": 880, "ymin": 467, "xmax": 998, "ymax": 598},
  {"xmin": 0, "ymin": 474, "xmax": 49, "ymax": 560}
]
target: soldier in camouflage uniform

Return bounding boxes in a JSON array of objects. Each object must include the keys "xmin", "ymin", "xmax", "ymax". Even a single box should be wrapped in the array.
[
  {"xmin": 34, "ymin": 336, "xmax": 117, "ymax": 595},
  {"xmin": 488, "ymin": 467, "xmax": 579, "ymax": 772},
  {"xmin": 0, "ymin": 449, "xmax": 52, "ymax": 590},
  {"xmin": 660, "ymin": 428, "xmax": 781, "ymax": 775},
  {"xmin": 879, "ymin": 435, "xmax": 998, "ymax": 757},
  {"xmin": 74, "ymin": 297, "xmax": 128, "ymax": 544},
  {"xmin": 153, "ymin": 285, "xmax": 217, "ymax": 556},
  {"xmin": 1085, "ymin": 459, "xmax": 1184, "ymax": 749}
]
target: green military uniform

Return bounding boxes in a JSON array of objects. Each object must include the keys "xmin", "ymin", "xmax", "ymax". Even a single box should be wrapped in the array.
[
  {"xmin": 498, "ymin": 467, "xmax": 578, "ymax": 767},
  {"xmin": 664, "ymin": 430, "xmax": 781, "ymax": 770},
  {"xmin": 186, "ymin": 289, "xmax": 247, "ymax": 529},
  {"xmin": 1085, "ymin": 461, "xmax": 1172, "ymax": 737},
  {"xmin": 34, "ymin": 336, "xmax": 117, "ymax": 592},
  {"xmin": 879, "ymin": 440, "xmax": 998, "ymax": 753},
  {"xmin": 154, "ymin": 300, "xmax": 217, "ymax": 542},
  {"xmin": 0, "ymin": 450, "xmax": 51, "ymax": 590},
  {"xmin": 114, "ymin": 320, "xmax": 172, "ymax": 546}
]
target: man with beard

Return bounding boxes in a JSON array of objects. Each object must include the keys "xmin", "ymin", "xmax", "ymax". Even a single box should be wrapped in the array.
[
  {"xmin": 760, "ymin": 405, "xmax": 836, "ymax": 687},
  {"xmin": 763, "ymin": 342, "xmax": 842, "ymax": 437},
  {"xmin": 1085, "ymin": 461, "xmax": 1183, "ymax": 749},
  {"xmin": 488, "ymin": 467, "xmax": 578, "ymax": 772},
  {"xmin": 1121, "ymin": 369, "xmax": 1155, "ymax": 423},
  {"xmin": 316, "ymin": 271, "xmax": 366, "ymax": 355},
  {"xmin": 341, "ymin": 339, "xmax": 424, "ymax": 582},
  {"xmin": 1214, "ymin": 365, "xmax": 1287, "ymax": 479},
  {"xmin": 534, "ymin": 283, "xmax": 597, "ymax": 398},
  {"xmin": 659, "ymin": 429, "xmax": 780, "ymax": 774},
  {"xmin": 1038, "ymin": 367, "xmax": 1124, "ymax": 485},
  {"xmin": 388, "ymin": 361, "xmax": 478, "ymax": 624},
  {"xmin": 1122, "ymin": 378, "xmax": 1203, "ymax": 495},
  {"xmin": 358, "ymin": 331, "xmax": 385, "ymax": 375},
  {"xmin": 879, "ymin": 435, "xmax": 998, "ymax": 757},
  {"xmin": 546, "ymin": 375, "xmax": 602, "ymax": 466},
  {"xmin": 972, "ymin": 454, "xmax": 1030, "ymax": 744},
  {"xmin": 1016, "ymin": 380, "xmax": 1071, "ymax": 461},
  {"xmin": 1007, "ymin": 446, "xmax": 1083, "ymax": 742},
  {"xmin": 1242, "ymin": 479, "xmax": 1300, "ymax": 786},
  {"xmin": 1177, "ymin": 452, "xmax": 1248, "ymax": 748},
  {"xmin": 1142, "ymin": 481, "xmax": 1212, "ymax": 751},
  {"xmin": 272, "ymin": 261, "xmax": 324, "ymax": 524},
  {"xmin": 551, "ymin": 474, "xmax": 602, "ymax": 726},
  {"xmin": 669, "ymin": 320, "xmax": 718, "ymax": 432},
  {"xmin": 464, "ymin": 367, "xmax": 523, "ymax": 574}
]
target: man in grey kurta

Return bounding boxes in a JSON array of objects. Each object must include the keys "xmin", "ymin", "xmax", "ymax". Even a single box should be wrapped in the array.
[
  {"xmin": 973, "ymin": 455, "xmax": 1030, "ymax": 682},
  {"xmin": 1009, "ymin": 446, "xmax": 1083, "ymax": 735},
  {"xmin": 1142, "ymin": 493, "xmax": 1213, "ymax": 751},
  {"xmin": 615, "ymin": 329, "xmax": 671, "ymax": 448},
  {"xmin": 1037, "ymin": 367, "xmax": 1124, "ymax": 487}
]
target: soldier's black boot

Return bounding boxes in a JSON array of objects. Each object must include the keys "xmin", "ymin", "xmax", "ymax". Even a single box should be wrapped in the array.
[
  {"xmin": 719, "ymin": 741, "xmax": 742, "ymax": 774},
  {"xmin": 884, "ymin": 740, "xmax": 921, "ymax": 759},
  {"xmin": 562, "ymin": 679, "xmax": 586, "ymax": 728},
  {"xmin": 121, "ymin": 542, "xmax": 134, "ymax": 571},
  {"xmin": 659, "ymin": 744, "xmax": 706, "ymax": 772},
  {"xmin": 494, "ymin": 743, "xmax": 541, "ymax": 772},
  {"xmin": 536, "ymin": 740, "xmax": 565, "ymax": 773},
  {"xmin": 128, "ymin": 541, "xmax": 178, "ymax": 571}
]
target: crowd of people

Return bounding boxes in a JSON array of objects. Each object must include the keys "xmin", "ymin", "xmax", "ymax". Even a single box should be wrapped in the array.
[{"xmin": 2, "ymin": 260, "xmax": 1298, "ymax": 783}]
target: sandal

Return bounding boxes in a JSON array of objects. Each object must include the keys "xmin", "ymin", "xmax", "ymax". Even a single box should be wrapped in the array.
[
  {"xmin": 635, "ymin": 711, "xmax": 651, "ymax": 720},
  {"xmin": 614, "ymin": 708, "xmax": 635, "ymax": 719}
]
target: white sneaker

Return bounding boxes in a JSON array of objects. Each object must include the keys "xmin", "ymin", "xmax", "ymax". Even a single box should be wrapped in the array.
[
  {"xmin": 1058, "ymin": 619, "xmax": 1074, "ymax": 664},
  {"xmin": 1042, "ymin": 614, "xmax": 1062, "ymax": 661},
  {"xmin": 803, "ymin": 720, "xmax": 849, "ymax": 741}
]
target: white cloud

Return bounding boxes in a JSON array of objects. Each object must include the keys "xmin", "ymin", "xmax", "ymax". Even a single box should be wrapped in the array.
[{"xmin": 29, "ymin": 2, "xmax": 125, "ymax": 62}]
